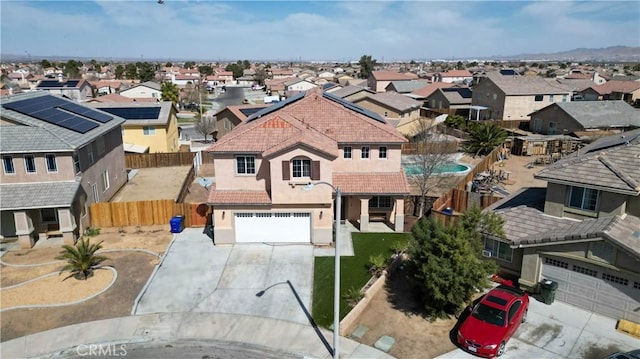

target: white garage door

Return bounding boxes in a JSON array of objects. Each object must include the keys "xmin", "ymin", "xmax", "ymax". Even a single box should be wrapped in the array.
[
  {"xmin": 542, "ymin": 256, "xmax": 640, "ymax": 323},
  {"xmin": 234, "ymin": 212, "xmax": 311, "ymax": 243}
]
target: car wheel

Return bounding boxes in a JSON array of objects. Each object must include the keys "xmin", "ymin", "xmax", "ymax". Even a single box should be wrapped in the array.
[
  {"xmin": 497, "ymin": 342, "xmax": 506, "ymax": 356},
  {"xmin": 522, "ymin": 309, "xmax": 528, "ymax": 323}
]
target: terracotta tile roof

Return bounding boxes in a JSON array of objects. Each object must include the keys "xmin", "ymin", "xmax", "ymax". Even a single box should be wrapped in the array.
[
  {"xmin": 411, "ymin": 82, "xmax": 456, "ymax": 97},
  {"xmin": 216, "ymin": 71, "xmax": 234, "ymax": 77},
  {"xmin": 208, "ymin": 190, "xmax": 271, "ymax": 205},
  {"xmin": 333, "ymin": 172, "xmax": 410, "ymax": 195},
  {"xmin": 175, "ymin": 75, "xmax": 199, "ymax": 81},
  {"xmin": 590, "ymin": 80, "xmax": 640, "ymax": 95},
  {"xmin": 439, "ymin": 70, "xmax": 473, "ymax": 78},
  {"xmin": 371, "ymin": 71, "xmax": 418, "ymax": 81}
]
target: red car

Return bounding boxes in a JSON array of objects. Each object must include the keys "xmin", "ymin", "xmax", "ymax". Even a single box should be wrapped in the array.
[{"xmin": 457, "ymin": 285, "xmax": 529, "ymax": 357}]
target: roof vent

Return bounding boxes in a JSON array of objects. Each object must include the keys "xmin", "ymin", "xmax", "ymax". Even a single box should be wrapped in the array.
[{"xmin": 633, "ymin": 231, "xmax": 640, "ymax": 239}]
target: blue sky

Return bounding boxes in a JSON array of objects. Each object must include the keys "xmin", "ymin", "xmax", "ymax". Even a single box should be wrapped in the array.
[{"xmin": 1, "ymin": 1, "xmax": 639, "ymax": 61}]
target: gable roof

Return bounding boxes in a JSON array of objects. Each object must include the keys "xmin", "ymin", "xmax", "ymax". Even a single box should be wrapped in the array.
[
  {"xmin": 358, "ymin": 92, "xmax": 422, "ymax": 112},
  {"xmin": 1, "ymin": 92, "xmax": 124, "ymax": 149},
  {"xmin": 439, "ymin": 70, "xmax": 473, "ymax": 78},
  {"xmin": 122, "ymin": 81, "xmax": 162, "ymax": 91},
  {"xmin": 385, "ymin": 80, "xmax": 429, "ymax": 93},
  {"xmin": 410, "ymin": 82, "xmax": 456, "ymax": 98},
  {"xmin": 431, "ymin": 87, "xmax": 473, "ymax": 105},
  {"xmin": 0, "ymin": 181, "xmax": 81, "ymax": 210},
  {"xmin": 484, "ymin": 73, "xmax": 572, "ymax": 95},
  {"xmin": 328, "ymin": 85, "xmax": 374, "ymax": 98},
  {"xmin": 215, "ymin": 104, "xmax": 271, "ymax": 123},
  {"xmin": 532, "ymin": 101, "xmax": 640, "ymax": 129},
  {"xmin": 534, "ymin": 131, "xmax": 640, "ymax": 195},
  {"xmin": 371, "ymin": 71, "xmax": 418, "ymax": 81},
  {"xmin": 588, "ymin": 80, "xmax": 640, "ymax": 95}
]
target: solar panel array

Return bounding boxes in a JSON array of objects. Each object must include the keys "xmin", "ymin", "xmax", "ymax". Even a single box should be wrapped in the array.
[
  {"xmin": 238, "ymin": 107, "xmax": 266, "ymax": 117},
  {"xmin": 322, "ymin": 91, "xmax": 386, "ymax": 123},
  {"xmin": 65, "ymin": 80, "xmax": 80, "ymax": 87},
  {"xmin": 37, "ymin": 80, "xmax": 64, "ymax": 88},
  {"xmin": 246, "ymin": 92, "xmax": 305, "ymax": 122},
  {"xmin": 1, "ymin": 95, "xmax": 114, "ymax": 134},
  {"xmin": 97, "ymin": 107, "xmax": 161, "ymax": 120}
]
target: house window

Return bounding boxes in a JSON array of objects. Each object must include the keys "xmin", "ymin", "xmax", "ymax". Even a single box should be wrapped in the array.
[
  {"xmin": 40, "ymin": 208, "xmax": 57, "ymax": 223},
  {"xmin": 369, "ymin": 196, "xmax": 392, "ymax": 208},
  {"xmin": 45, "ymin": 154, "xmax": 57, "ymax": 172},
  {"xmin": 96, "ymin": 136, "xmax": 106, "ymax": 155},
  {"xmin": 484, "ymin": 237, "xmax": 513, "ymax": 262},
  {"xmin": 24, "ymin": 155, "xmax": 36, "ymax": 173},
  {"xmin": 568, "ymin": 186, "xmax": 598, "ymax": 212},
  {"xmin": 143, "ymin": 126, "xmax": 156, "ymax": 135},
  {"xmin": 549, "ymin": 94, "xmax": 554, "ymax": 102},
  {"xmin": 2, "ymin": 156, "xmax": 14, "ymax": 174},
  {"xmin": 235, "ymin": 156, "xmax": 256, "ymax": 175},
  {"xmin": 292, "ymin": 158, "xmax": 311, "ymax": 178},
  {"xmin": 152, "ymin": 93, "xmax": 158, "ymax": 98},
  {"xmin": 590, "ymin": 241, "xmax": 615, "ymax": 264},
  {"xmin": 534, "ymin": 95, "xmax": 544, "ymax": 102},
  {"xmin": 101, "ymin": 170, "xmax": 110, "ymax": 192},
  {"xmin": 343, "ymin": 146, "xmax": 352, "ymax": 159},
  {"xmin": 492, "ymin": 93, "xmax": 497, "ymax": 100},
  {"xmin": 224, "ymin": 119, "xmax": 231, "ymax": 130},
  {"xmin": 87, "ymin": 145, "xmax": 94, "ymax": 165},
  {"xmin": 361, "ymin": 146, "xmax": 370, "ymax": 159},
  {"xmin": 73, "ymin": 152, "xmax": 81, "ymax": 173},
  {"xmin": 379, "ymin": 146, "xmax": 387, "ymax": 159},
  {"xmin": 383, "ymin": 111, "xmax": 388, "ymax": 117},
  {"xmin": 562, "ymin": 94, "xmax": 568, "ymax": 102}
]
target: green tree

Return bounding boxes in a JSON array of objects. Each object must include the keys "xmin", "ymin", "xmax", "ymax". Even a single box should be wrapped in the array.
[
  {"xmin": 40, "ymin": 59, "xmax": 52, "ymax": 68},
  {"xmin": 55, "ymin": 238, "xmax": 110, "ymax": 281},
  {"xmin": 63, "ymin": 60, "xmax": 82, "ymax": 78},
  {"xmin": 358, "ymin": 54, "xmax": 377, "ymax": 79},
  {"xmin": 456, "ymin": 61, "xmax": 464, "ymax": 70},
  {"xmin": 124, "ymin": 63, "xmax": 138, "ymax": 79},
  {"xmin": 198, "ymin": 65, "xmax": 214, "ymax": 76},
  {"xmin": 254, "ymin": 67, "xmax": 268, "ymax": 86},
  {"xmin": 632, "ymin": 63, "xmax": 640, "ymax": 72},
  {"xmin": 225, "ymin": 63, "xmax": 244, "ymax": 79},
  {"xmin": 464, "ymin": 123, "xmax": 507, "ymax": 157},
  {"xmin": 184, "ymin": 61, "xmax": 196, "ymax": 69},
  {"xmin": 160, "ymin": 81, "xmax": 179, "ymax": 104},
  {"xmin": 114, "ymin": 64, "xmax": 125, "ymax": 79},
  {"xmin": 137, "ymin": 62, "xmax": 155, "ymax": 82},
  {"xmin": 242, "ymin": 60, "xmax": 251, "ymax": 69},
  {"xmin": 165, "ymin": 62, "xmax": 173, "ymax": 68},
  {"xmin": 406, "ymin": 215, "xmax": 498, "ymax": 318}
]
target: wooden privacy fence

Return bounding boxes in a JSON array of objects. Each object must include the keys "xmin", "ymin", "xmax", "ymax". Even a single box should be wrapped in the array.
[
  {"xmin": 90, "ymin": 200, "xmax": 210, "ymax": 228},
  {"xmin": 125, "ymin": 152, "xmax": 197, "ymax": 168}
]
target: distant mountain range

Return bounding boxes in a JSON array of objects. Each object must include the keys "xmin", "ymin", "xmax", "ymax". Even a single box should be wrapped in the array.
[
  {"xmin": 1, "ymin": 46, "xmax": 639, "ymax": 63},
  {"xmin": 486, "ymin": 46, "xmax": 640, "ymax": 62}
]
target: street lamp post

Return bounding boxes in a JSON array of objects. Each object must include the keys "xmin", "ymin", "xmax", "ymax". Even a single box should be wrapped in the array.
[{"xmin": 303, "ymin": 182, "xmax": 341, "ymax": 359}]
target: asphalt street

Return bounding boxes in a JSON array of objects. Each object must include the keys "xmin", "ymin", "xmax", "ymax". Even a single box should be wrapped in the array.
[{"xmin": 179, "ymin": 86, "xmax": 246, "ymax": 141}]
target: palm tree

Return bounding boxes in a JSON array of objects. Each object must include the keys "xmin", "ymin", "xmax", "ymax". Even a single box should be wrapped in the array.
[
  {"xmin": 56, "ymin": 238, "xmax": 110, "ymax": 281},
  {"xmin": 464, "ymin": 123, "xmax": 507, "ymax": 157},
  {"xmin": 160, "ymin": 81, "xmax": 179, "ymax": 104}
]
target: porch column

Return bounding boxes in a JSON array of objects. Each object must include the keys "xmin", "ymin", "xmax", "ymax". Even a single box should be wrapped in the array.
[
  {"xmin": 14, "ymin": 211, "xmax": 35, "ymax": 249},
  {"xmin": 359, "ymin": 197, "xmax": 370, "ymax": 232},
  {"xmin": 394, "ymin": 198, "xmax": 405, "ymax": 232},
  {"xmin": 57, "ymin": 208, "xmax": 77, "ymax": 245}
]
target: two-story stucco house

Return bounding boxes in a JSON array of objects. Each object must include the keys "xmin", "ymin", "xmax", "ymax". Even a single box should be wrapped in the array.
[
  {"xmin": 119, "ymin": 81, "xmax": 162, "ymax": 100},
  {"xmin": 35, "ymin": 79, "xmax": 94, "ymax": 101},
  {"xmin": 472, "ymin": 73, "xmax": 573, "ymax": 120},
  {"xmin": 211, "ymin": 104, "xmax": 270, "ymax": 141},
  {"xmin": 205, "ymin": 88, "xmax": 409, "ymax": 245},
  {"xmin": 0, "ymin": 92, "xmax": 126, "ymax": 248},
  {"xmin": 368, "ymin": 71, "xmax": 418, "ymax": 93},
  {"xmin": 87, "ymin": 101, "xmax": 180, "ymax": 153},
  {"xmin": 354, "ymin": 92, "xmax": 422, "ymax": 124},
  {"xmin": 483, "ymin": 129, "xmax": 640, "ymax": 323}
]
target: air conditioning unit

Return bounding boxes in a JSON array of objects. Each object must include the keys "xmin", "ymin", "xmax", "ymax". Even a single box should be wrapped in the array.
[{"xmin": 482, "ymin": 250, "xmax": 493, "ymax": 258}]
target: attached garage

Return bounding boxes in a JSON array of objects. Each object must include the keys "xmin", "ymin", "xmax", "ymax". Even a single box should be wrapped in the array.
[
  {"xmin": 541, "ymin": 256, "xmax": 640, "ymax": 323},
  {"xmin": 234, "ymin": 212, "xmax": 311, "ymax": 243}
]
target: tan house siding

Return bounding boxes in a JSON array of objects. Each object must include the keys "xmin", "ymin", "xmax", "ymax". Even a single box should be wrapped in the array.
[
  {"xmin": 0, "ymin": 153, "xmax": 75, "ymax": 184},
  {"xmin": 355, "ymin": 98, "xmax": 420, "ymax": 121}
]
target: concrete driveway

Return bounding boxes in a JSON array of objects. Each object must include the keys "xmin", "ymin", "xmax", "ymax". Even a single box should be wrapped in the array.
[
  {"xmin": 436, "ymin": 297, "xmax": 640, "ymax": 359},
  {"xmin": 134, "ymin": 228, "xmax": 314, "ymax": 325}
]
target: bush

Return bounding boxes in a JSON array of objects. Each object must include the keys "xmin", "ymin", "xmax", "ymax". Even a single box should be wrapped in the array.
[
  {"xmin": 344, "ymin": 287, "xmax": 364, "ymax": 308},
  {"xmin": 368, "ymin": 254, "xmax": 387, "ymax": 277},
  {"xmin": 84, "ymin": 227, "xmax": 101, "ymax": 237}
]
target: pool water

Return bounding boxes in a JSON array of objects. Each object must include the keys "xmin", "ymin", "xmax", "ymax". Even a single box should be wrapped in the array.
[{"xmin": 404, "ymin": 163, "xmax": 471, "ymax": 176}]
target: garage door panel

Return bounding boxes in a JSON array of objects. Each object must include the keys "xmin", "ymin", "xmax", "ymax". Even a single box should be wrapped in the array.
[
  {"xmin": 235, "ymin": 213, "xmax": 310, "ymax": 243},
  {"xmin": 567, "ymin": 283, "xmax": 597, "ymax": 300},
  {"xmin": 594, "ymin": 303, "xmax": 625, "ymax": 319},
  {"xmin": 564, "ymin": 293, "xmax": 597, "ymax": 312},
  {"xmin": 544, "ymin": 266, "xmax": 570, "ymax": 281}
]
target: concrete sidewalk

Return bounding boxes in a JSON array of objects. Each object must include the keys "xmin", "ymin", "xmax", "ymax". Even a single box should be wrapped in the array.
[{"xmin": 1, "ymin": 312, "xmax": 393, "ymax": 359}]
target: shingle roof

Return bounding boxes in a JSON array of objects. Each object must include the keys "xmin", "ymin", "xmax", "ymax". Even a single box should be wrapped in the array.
[
  {"xmin": 371, "ymin": 71, "xmax": 418, "ymax": 81},
  {"xmin": 485, "ymin": 73, "xmax": 572, "ymax": 95},
  {"xmin": 532, "ymin": 101, "xmax": 640, "ymax": 129},
  {"xmin": 0, "ymin": 92, "xmax": 125, "ymax": 149},
  {"xmin": 0, "ymin": 181, "xmax": 80, "ymax": 210},
  {"xmin": 534, "ymin": 133, "xmax": 640, "ymax": 195},
  {"xmin": 410, "ymin": 82, "xmax": 456, "ymax": 97},
  {"xmin": 333, "ymin": 172, "xmax": 410, "ymax": 195},
  {"xmin": 361, "ymin": 92, "xmax": 422, "ymax": 112},
  {"xmin": 589, "ymin": 80, "xmax": 640, "ymax": 95},
  {"xmin": 386, "ymin": 80, "xmax": 429, "ymax": 93},
  {"xmin": 436, "ymin": 87, "xmax": 473, "ymax": 105},
  {"xmin": 0, "ymin": 126, "xmax": 71, "ymax": 153},
  {"xmin": 207, "ymin": 190, "xmax": 271, "ymax": 205},
  {"xmin": 439, "ymin": 70, "xmax": 473, "ymax": 78},
  {"xmin": 329, "ymin": 86, "xmax": 374, "ymax": 98}
]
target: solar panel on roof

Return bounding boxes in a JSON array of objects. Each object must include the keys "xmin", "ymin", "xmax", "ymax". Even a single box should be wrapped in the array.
[
  {"xmin": 2, "ymin": 96, "xmax": 100, "ymax": 134},
  {"xmin": 38, "ymin": 80, "xmax": 64, "ymax": 88},
  {"xmin": 238, "ymin": 107, "xmax": 266, "ymax": 117},
  {"xmin": 322, "ymin": 91, "xmax": 386, "ymax": 123},
  {"xmin": 246, "ymin": 92, "xmax": 305, "ymax": 122},
  {"xmin": 65, "ymin": 80, "xmax": 80, "ymax": 87},
  {"xmin": 58, "ymin": 102, "xmax": 113, "ymax": 123},
  {"xmin": 97, "ymin": 107, "xmax": 161, "ymax": 120}
]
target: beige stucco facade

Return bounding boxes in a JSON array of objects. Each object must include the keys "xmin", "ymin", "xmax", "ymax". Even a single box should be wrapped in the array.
[
  {"xmin": 119, "ymin": 85, "xmax": 162, "ymax": 99},
  {"xmin": 355, "ymin": 98, "xmax": 420, "ymax": 122}
]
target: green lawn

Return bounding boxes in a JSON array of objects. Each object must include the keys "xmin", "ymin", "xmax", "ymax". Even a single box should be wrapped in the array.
[{"xmin": 311, "ymin": 232, "xmax": 410, "ymax": 328}]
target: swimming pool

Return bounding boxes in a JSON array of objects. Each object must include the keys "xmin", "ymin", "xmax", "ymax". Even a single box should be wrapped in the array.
[{"xmin": 404, "ymin": 163, "xmax": 471, "ymax": 176}]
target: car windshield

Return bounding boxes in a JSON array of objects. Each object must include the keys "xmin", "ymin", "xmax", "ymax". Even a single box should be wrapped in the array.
[{"xmin": 472, "ymin": 303, "xmax": 506, "ymax": 326}]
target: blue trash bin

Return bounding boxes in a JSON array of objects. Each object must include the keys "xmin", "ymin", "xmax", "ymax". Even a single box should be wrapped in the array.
[{"xmin": 170, "ymin": 215, "xmax": 184, "ymax": 233}]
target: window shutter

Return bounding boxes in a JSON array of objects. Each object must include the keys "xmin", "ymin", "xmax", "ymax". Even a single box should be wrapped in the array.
[
  {"xmin": 282, "ymin": 161, "xmax": 290, "ymax": 180},
  {"xmin": 311, "ymin": 161, "xmax": 320, "ymax": 180}
]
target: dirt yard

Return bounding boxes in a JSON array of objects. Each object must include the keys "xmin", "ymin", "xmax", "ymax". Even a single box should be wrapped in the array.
[
  {"xmin": 111, "ymin": 166, "xmax": 192, "ymax": 202},
  {"xmin": 0, "ymin": 226, "xmax": 172, "ymax": 342}
]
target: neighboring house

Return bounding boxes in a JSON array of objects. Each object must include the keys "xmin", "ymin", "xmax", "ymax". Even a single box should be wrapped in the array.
[
  {"xmin": 316, "ymin": 71, "xmax": 335, "ymax": 79},
  {"xmin": 212, "ymin": 103, "xmax": 270, "ymax": 140},
  {"xmin": 327, "ymin": 85, "xmax": 375, "ymax": 103},
  {"xmin": 270, "ymin": 68, "xmax": 295, "ymax": 79},
  {"xmin": 408, "ymin": 82, "xmax": 456, "ymax": 100},
  {"xmin": 205, "ymin": 88, "xmax": 409, "ymax": 245},
  {"xmin": 385, "ymin": 80, "xmax": 429, "ymax": 94},
  {"xmin": 284, "ymin": 78, "xmax": 318, "ymax": 92},
  {"xmin": 579, "ymin": 80, "xmax": 640, "ymax": 106},
  {"xmin": 368, "ymin": 70, "xmax": 418, "ymax": 93},
  {"xmin": 472, "ymin": 73, "xmax": 572, "ymax": 120},
  {"xmin": 88, "ymin": 101, "xmax": 179, "ymax": 153},
  {"xmin": 0, "ymin": 92, "xmax": 126, "ymax": 248},
  {"xmin": 86, "ymin": 93, "xmax": 158, "ymax": 104},
  {"xmin": 35, "ymin": 79, "xmax": 94, "ymax": 101},
  {"xmin": 119, "ymin": 81, "xmax": 162, "ymax": 100},
  {"xmin": 171, "ymin": 75, "xmax": 200, "ymax": 87},
  {"xmin": 91, "ymin": 80, "xmax": 125, "ymax": 96},
  {"xmin": 424, "ymin": 87, "xmax": 473, "ymax": 117},
  {"xmin": 265, "ymin": 77, "xmax": 297, "ymax": 97},
  {"xmin": 435, "ymin": 69, "xmax": 473, "ymax": 84},
  {"xmin": 483, "ymin": 129, "xmax": 640, "ymax": 323},
  {"xmin": 215, "ymin": 71, "xmax": 234, "ymax": 83},
  {"xmin": 354, "ymin": 92, "xmax": 422, "ymax": 124},
  {"xmin": 529, "ymin": 101, "xmax": 640, "ymax": 136}
]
